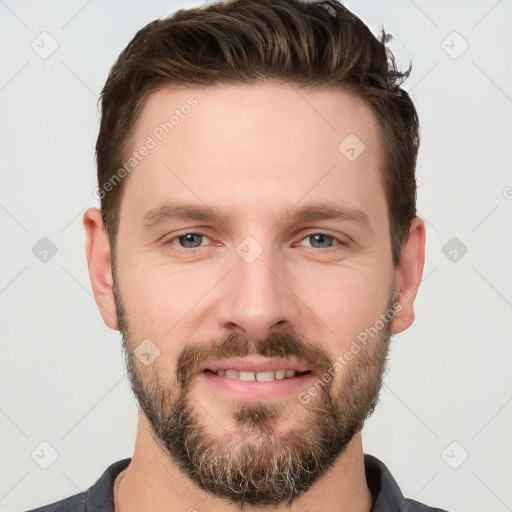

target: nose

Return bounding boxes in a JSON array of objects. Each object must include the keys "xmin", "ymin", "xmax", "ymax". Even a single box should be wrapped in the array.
[{"xmin": 215, "ymin": 247, "xmax": 301, "ymax": 341}]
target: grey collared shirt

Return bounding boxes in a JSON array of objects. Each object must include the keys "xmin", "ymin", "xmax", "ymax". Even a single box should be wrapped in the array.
[{"xmin": 25, "ymin": 454, "xmax": 449, "ymax": 511}]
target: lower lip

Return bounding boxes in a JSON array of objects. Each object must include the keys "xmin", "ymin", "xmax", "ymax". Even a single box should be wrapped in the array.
[{"xmin": 198, "ymin": 371, "xmax": 316, "ymax": 401}]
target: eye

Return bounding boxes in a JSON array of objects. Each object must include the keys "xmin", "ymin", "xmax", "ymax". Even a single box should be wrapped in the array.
[
  {"xmin": 162, "ymin": 231, "xmax": 348, "ymax": 252},
  {"xmin": 163, "ymin": 232, "xmax": 212, "ymax": 250},
  {"xmin": 296, "ymin": 232, "xmax": 348, "ymax": 249}
]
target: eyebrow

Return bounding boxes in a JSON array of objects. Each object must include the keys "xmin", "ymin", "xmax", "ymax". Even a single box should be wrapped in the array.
[
  {"xmin": 141, "ymin": 200, "xmax": 370, "ymax": 231},
  {"xmin": 276, "ymin": 202, "xmax": 370, "ymax": 227},
  {"xmin": 142, "ymin": 202, "xmax": 235, "ymax": 229}
]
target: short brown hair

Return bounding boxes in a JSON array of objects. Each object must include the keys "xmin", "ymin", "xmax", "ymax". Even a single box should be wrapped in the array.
[{"xmin": 96, "ymin": 0, "xmax": 419, "ymax": 266}]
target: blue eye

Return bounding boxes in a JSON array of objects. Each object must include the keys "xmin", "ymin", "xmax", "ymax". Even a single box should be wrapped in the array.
[
  {"xmin": 298, "ymin": 233, "xmax": 344, "ymax": 249},
  {"xmin": 163, "ymin": 231, "xmax": 347, "ymax": 252},
  {"xmin": 164, "ymin": 232, "xmax": 211, "ymax": 249}
]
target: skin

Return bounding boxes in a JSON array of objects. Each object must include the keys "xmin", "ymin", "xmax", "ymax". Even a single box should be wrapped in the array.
[{"xmin": 83, "ymin": 82, "xmax": 425, "ymax": 512}]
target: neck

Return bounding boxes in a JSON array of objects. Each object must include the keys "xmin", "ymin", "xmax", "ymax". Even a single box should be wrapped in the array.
[{"xmin": 115, "ymin": 413, "xmax": 373, "ymax": 512}]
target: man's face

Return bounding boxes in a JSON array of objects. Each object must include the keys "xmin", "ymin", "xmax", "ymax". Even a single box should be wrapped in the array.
[{"xmin": 111, "ymin": 83, "xmax": 398, "ymax": 505}]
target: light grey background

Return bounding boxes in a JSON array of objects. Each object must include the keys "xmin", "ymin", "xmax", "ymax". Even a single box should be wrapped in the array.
[{"xmin": 1, "ymin": 1, "xmax": 511, "ymax": 511}]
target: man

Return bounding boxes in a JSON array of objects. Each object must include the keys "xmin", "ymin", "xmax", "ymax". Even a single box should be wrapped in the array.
[{"xmin": 27, "ymin": 0, "xmax": 449, "ymax": 510}]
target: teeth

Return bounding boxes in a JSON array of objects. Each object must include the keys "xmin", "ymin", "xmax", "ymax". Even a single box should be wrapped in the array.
[
  {"xmin": 213, "ymin": 369, "xmax": 303, "ymax": 381},
  {"xmin": 239, "ymin": 371, "xmax": 256, "ymax": 381},
  {"xmin": 256, "ymin": 371, "xmax": 275, "ymax": 382}
]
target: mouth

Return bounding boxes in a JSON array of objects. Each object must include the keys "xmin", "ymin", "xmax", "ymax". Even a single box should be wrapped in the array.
[
  {"xmin": 196, "ymin": 357, "xmax": 316, "ymax": 401},
  {"xmin": 203, "ymin": 368, "xmax": 312, "ymax": 382}
]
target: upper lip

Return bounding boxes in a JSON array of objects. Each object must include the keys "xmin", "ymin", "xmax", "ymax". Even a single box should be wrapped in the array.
[{"xmin": 197, "ymin": 357, "xmax": 312, "ymax": 374}]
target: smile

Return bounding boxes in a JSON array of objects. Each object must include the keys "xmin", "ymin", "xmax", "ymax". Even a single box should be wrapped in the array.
[{"xmin": 204, "ymin": 368, "xmax": 312, "ymax": 381}]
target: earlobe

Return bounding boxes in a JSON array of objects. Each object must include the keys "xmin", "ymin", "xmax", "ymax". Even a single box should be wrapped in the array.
[
  {"xmin": 83, "ymin": 207, "xmax": 119, "ymax": 330},
  {"xmin": 391, "ymin": 217, "xmax": 426, "ymax": 334}
]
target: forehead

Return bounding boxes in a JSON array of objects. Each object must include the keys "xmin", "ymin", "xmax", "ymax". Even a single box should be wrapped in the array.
[
  {"xmin": 134, "ymin": 81, "xmax": 382, "ymax": 164},
  {"xmin": 120, "ymin": 81, "xmax": 386, "ymax": 228}
]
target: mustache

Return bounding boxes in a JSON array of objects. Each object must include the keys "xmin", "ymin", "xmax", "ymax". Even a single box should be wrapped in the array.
[{"xmin": 175, "ymin": 330, "xmax": 334, "ymax": 391}]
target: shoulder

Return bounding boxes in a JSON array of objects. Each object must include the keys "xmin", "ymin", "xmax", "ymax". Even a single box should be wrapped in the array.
[
  {"xmin": 20, "ymin": 458, "xmax": 131, "ymax": 512},
  {"xmin": 23, "ymin": 492, "xmax": 87, "ymax": 512},
  {"xmin": 402, "ymin": 497, "xmax": 450, "ymax": 512},
  {"xmin": 364, "ymin": 453, "xmax": 450, "ymax": 512}
]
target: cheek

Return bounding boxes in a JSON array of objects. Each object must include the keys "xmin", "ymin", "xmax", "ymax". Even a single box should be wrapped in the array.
[
  {"xmin": 117, "ymin": 245, "xmax": 393, "ymax": 354},
  {"xmin": 116, "ymin": 258, "xmax": 222, "ymax": 349},
  {"xmin": 291, "ymin": 260, "xmax": 393, "ymax": 344}
]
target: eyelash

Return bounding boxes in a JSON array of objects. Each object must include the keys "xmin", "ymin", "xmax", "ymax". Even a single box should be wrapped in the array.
[{"xmin": 162, "ymin": 231, "xmax": 348, "ymax": 252}]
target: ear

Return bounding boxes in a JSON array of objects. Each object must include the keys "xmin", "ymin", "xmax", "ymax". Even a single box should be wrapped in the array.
[
  {"xmin": 392, "ymin": 217, "xmax": 426, "ymax": 334},
  {"xmin": 83, "ymin": 207, "xmax": 118, "ymax": 330}
]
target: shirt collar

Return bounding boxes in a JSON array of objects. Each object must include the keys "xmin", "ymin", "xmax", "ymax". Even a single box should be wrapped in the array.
[{"xmin": 364, "ymin": 453, "xmax": 406, "ymax": 510}]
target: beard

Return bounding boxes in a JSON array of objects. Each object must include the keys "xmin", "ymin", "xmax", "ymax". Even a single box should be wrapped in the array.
[{"xmin": 113, "ymin": 277, "xmax": 395, "ymax": 507}]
